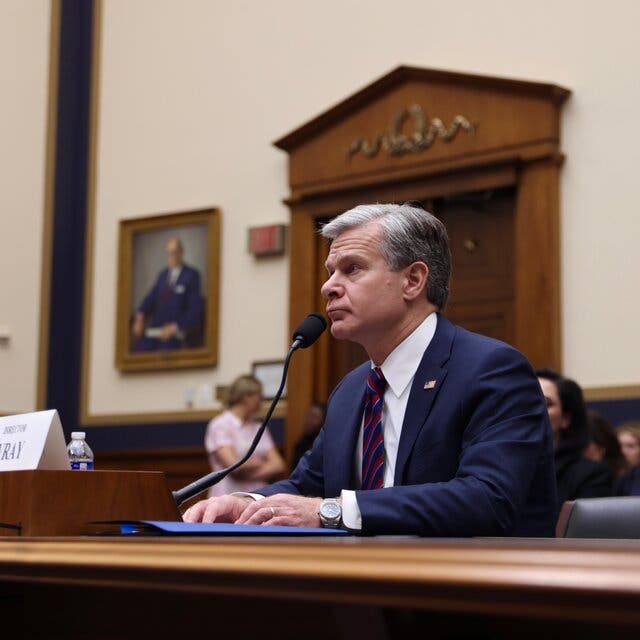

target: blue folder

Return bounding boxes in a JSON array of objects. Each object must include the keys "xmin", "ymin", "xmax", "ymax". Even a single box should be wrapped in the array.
[{"xmin": 119, "ymin": 520, "xmax": 349, "ymax": 536}]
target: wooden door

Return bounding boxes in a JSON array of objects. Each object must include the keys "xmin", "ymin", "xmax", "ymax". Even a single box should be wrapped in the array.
[
  {"xmin": 435, "ymin": 187, "xmax": 515, "ymax": 343},
  {"xmin": 276, "ymin": 66, "xmax": 569, "ymax": 460}
]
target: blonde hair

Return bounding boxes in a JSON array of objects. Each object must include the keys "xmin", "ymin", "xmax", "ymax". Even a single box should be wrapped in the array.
[
  {"xmin": 618, "ymin": 422, "xmax": 640, "ymax": 444},
  {"xmin": 227, "ymin": 375, "xmax": 262, "ymax": 407}
]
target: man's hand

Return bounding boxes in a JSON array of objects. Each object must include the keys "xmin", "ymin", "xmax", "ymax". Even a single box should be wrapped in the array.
[
  {"xmin": 235, "ymin": 494, "xmax": 323, "ymax": 528},
  {"xmin": 132, "ymin": 313, "xmax": 145, "ymax": 339},
  {"xmin": 182, "ymin": 495, "xmax": 253, "ymax": 523},
  {"xmin": 159, "ymin": 322, "xmax": 179, "ymax": 341}
]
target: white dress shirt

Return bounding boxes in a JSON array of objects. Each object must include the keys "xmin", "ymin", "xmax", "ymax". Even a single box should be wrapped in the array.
[
  {"xmin": 243, "ymin": 312, "xmax": 438, "ymax": 530},
  {"xmin": 168, "ymin": 266, "xmax": 182, "ymax": 286},
  {"xmin": 341, "ymin": 312, "xmax": 438, "ymax": 529}
]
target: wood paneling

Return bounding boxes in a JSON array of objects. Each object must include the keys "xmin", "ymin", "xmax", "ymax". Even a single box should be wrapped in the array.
[
  {"xmin": 438, "ymin": 187, "xmax": 515, "ymax": 343},
  {"xmin": 1, "ymin": 537, "xmax": 640, "ymax": 638},
  {"xmin": 276, "ymin": 66, "xmax": 569, "ymax": 457},
  {"xmin": 0, "ymin": 470, "xmax": 179, "ymax": 536},
  {"xmin": 514, "ymin": 158, "xmax": 562, "ymax": 369},
  {"xmin": 440, "ymin": 189, "xmax": 514, "ymax": 304},
  {"xmin": 276, "ymin": 66, "xmax": 568, "ymax": 193},
  {"xmin": 286, "ymin": 209, "xmax": 319, "ymax": 459},
  {"xmin": 97, "ymin": 446, "xmax": 209, "ymax": 510}
]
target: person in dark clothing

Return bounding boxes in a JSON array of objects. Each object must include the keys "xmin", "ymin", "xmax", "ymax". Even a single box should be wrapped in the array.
[
  {"xmin": 585, "ymin": 410, "xmax": 627, "ymax": 481},
  {"xmin": 290, "ymin": 403, "xmax": 326, "ymax": 471},
  {"xmin": 616, "ymin": 466, "xmax": 640, "ymax": 496},
  {"xmin": 536, "ymin": 369, "xmax": 613, "ymax": 514}
]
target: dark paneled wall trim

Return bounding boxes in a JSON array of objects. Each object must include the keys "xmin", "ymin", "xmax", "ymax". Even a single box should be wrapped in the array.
[
  {"xmin": 46, "ymin": 0, "xmax": 94, "ymax": 435},
  {"xmin": 87, "ymin": 421, "xmax": 208, "ymax": 452},
  {"xmin": 87, "ymin": 418, "xmax": 285, "ymax": 453},
  {"xmin": 587, "ymin": 399, "xmax": 640, "ymax": 427}
]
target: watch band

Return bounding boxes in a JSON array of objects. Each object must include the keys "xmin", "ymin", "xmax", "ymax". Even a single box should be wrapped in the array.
[{"xmin": 319, "ymin": 498, "xmax": 342, "ymax": 528}]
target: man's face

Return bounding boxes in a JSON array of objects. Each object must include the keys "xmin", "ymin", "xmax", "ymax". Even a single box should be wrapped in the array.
[
  {"xmin": 166, "ymin": 239, "xmax": 183, "ymax": 269},
  {"xmin": 321, "ymin": 223, "xmax": 408, "ymax": 346}
]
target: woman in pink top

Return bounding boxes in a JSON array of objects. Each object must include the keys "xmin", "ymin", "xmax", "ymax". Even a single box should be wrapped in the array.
[{"xmin": 205, "ymin": 375, "xmax": 286, "ymax": 497}]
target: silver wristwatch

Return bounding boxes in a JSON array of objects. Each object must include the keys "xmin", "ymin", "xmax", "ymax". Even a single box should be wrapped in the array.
[{"xmin": 318, "ymin": 498, "xmax": 342, "ymax": 528}]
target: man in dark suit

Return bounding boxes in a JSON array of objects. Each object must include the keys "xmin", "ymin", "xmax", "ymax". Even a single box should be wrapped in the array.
[
  {"xmin": 132, "ymin": 236, "xmax": 204, "ymax": 351},
  {"xmin": 184, "ymin": 203, "xmax": 557, "ymax": 536}
]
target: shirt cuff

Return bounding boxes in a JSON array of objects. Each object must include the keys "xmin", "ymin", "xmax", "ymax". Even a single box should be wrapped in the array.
[
  {"xmin": 231, "ymin": 492, "xmax": 265, "ymax": 501},
  {"xmin": 340, "ymin": 489, "xmax": 362, "ymax": 530}
]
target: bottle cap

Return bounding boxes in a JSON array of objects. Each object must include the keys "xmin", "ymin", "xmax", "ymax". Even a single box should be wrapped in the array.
[{"xmin": 71, "ymin": 432, "xmax": 86, "ymax": 439}]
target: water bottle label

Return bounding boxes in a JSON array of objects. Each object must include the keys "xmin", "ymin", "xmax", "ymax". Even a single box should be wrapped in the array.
[{"xmin": 69, "ymin": 460, "xmax": 94, "ymax": 471}]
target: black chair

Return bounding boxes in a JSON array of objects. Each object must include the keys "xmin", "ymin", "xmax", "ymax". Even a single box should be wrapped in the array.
[{"xmin": 556, "ymin": 497, "xmax": 640, "ymax": 538}]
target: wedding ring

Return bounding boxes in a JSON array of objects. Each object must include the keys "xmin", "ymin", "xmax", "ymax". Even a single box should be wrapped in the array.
[{"xmin": 270, "ymin": 506, "xmax": 276, "ymax": 518}]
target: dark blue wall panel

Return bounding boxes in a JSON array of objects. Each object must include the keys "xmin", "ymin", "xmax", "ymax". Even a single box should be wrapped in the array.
[
  {"xmin": 46, "ymin": 0, "xmax": 93, "ymax": 434},
  {"xmin": 587, "ymin": 399, "xmax": 640, "ymax": 428}
]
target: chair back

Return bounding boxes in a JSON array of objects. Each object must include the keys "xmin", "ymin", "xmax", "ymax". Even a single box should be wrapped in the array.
[{"xmin": 556, "ymin": 497, "xmax": 640, "ymax": 538}]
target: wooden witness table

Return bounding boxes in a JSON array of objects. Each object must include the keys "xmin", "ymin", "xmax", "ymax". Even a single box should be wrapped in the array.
[{"xmin": 1, "ymin": 536, "xmax": 640, "ymax": 639}]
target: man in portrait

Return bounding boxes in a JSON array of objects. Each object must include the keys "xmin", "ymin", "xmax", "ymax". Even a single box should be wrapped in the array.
[{"xmin": 132, "ymin": 236, "xmax": 204, "ymax": 351}]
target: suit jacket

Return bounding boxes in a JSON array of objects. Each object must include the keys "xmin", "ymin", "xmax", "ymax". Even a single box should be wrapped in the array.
[
  {"xmin": 260, "ymin": 315, "xmax": 557, "ymax": 537},
  {"xmin": 137, "ymin": 264, "xmax": 203, "ymax": 347}
]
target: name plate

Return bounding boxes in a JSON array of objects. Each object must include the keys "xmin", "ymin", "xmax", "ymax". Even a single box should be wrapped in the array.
[{"xmin": 0, "ymin": 410, "xmax": 68, "ymax": 471}]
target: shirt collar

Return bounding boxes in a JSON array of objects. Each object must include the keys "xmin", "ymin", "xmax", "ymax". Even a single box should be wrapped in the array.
[
  {"xmin": 170, "ymin": 266, "xmax": 182, "ymax": 282},
  {"xmin": 376, "ymin": 312, "xmax": 438, "ymax": 398}
]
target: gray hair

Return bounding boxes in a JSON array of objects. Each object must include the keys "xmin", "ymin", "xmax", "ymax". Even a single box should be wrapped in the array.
[{"xmin": 321, "ymin": 203, "xmax": 451, "ymax": 309}]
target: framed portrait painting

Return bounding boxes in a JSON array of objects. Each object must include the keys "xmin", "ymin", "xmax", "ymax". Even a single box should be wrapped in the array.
[{"xmin": 115, "ymin": 207, "xmax": 220, "ymax": 372}]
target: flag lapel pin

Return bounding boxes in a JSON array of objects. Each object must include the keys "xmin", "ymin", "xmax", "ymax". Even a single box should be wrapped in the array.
[{"xmin": 424, "ymin": 379, "xmax": 437, "ymax": 390}]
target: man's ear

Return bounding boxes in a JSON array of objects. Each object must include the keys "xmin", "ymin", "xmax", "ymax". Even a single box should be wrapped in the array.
[{"xmin": 402, "ymin": 262, "xmax": 429, "ymax": 301}]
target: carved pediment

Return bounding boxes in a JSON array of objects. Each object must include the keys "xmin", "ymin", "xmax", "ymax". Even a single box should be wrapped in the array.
[
  {"xmin": 346, "ymin": 105, "xmax": 475, "ymax": 159},
  {"xmin": 274, "ymin": 66, "xmax": 570, "ymax": 195}
]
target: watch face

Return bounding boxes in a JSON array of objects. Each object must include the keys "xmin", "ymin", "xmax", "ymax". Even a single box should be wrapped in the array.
[{"xmin": 321, "ymin": 501, "xmax": 341, "ymax": 519}]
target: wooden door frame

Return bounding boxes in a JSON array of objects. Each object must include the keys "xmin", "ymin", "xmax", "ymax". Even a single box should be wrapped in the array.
[
  {"xmin": 284, "ymin": 155, "xmax": 562, "ymax": 459},
  {"xmin": 277, "ymin": 66, "xmax": 568, "ymax": 460}
]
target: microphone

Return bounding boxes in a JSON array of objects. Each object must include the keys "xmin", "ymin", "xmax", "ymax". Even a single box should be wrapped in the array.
[
  {"xmin": 291, "ymin": 312, "xmax": 327, "ymax": 349},
  {"xmin": 172, "ymin": 313, "xmax": 327, "ymax": 506}
]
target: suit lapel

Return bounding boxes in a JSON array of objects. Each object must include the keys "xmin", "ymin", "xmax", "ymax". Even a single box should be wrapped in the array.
[
  {"xmin": 393, "ymin": 314, "xmax": 455, "ymax": 485},
  {"xmin": 325, "ymin": 364, "xmax": 369, "ymax": 495}
]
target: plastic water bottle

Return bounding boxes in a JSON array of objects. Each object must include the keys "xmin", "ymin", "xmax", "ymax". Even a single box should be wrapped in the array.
[{"xmin": 67, "ymin": 432, "xmax": 94, "ymax": 470}]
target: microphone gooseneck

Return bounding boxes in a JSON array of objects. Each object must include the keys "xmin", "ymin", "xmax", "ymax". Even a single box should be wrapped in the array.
[{"xmin": 172, "ymin": 313, "xmax": 327, "ymax": 506}]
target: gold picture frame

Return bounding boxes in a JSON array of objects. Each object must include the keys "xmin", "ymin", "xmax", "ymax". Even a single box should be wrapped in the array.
[{"xmin": 115, "ymin": 207, "xmax": 220, "ymax": 372}]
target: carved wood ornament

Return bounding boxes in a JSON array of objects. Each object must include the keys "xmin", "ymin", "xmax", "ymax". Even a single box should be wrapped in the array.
[{"xmin": 347, "ymin": 104, "xmax": 475, "ymax": 158}]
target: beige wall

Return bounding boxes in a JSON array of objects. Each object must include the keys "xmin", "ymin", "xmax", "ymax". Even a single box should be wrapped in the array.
[
  {"xmin": 5, "ymin": 1, "xmax": 639, "ymax": 419},
  {"xmin": 87, "ymin": 0, "xmax": 640, "ymax": 419},
  {"xmin": 0, "ymin": 0, "xmax": 51, "ymax": 413}
]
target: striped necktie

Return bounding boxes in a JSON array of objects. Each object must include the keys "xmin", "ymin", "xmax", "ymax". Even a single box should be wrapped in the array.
[{"xmin": 361, "ymin": 367, "xmax": 387, "ymax": 490}]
